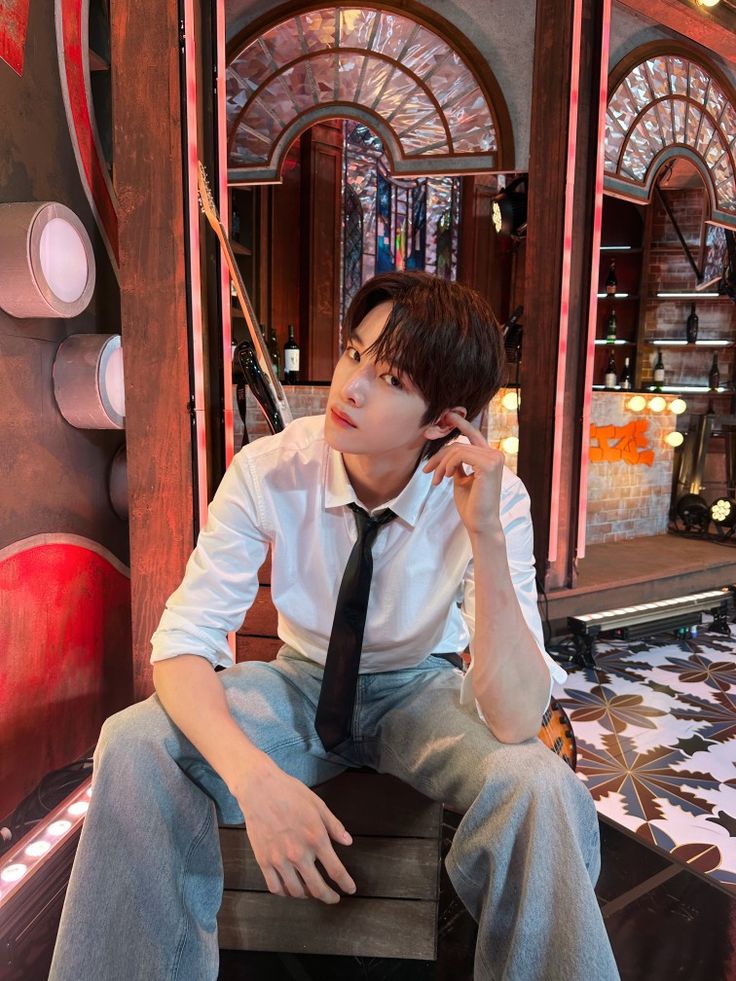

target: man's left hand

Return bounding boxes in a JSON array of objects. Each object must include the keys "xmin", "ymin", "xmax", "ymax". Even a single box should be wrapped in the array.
[{"xmin": 422, "ymin": 411, "xmax": 504, "ymax": 537}]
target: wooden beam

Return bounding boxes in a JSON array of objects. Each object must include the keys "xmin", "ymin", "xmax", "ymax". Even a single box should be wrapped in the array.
[
  {"xmin": 111, "ymin": 2, "xmax": 195, "ymax": 698},
  {"xmin": 615, "ymin": 0, "xmax": 736, "ymax": 63},
  {"xmin": 519, "ymin": 0, "xmax": 610, "ymax": 590}
]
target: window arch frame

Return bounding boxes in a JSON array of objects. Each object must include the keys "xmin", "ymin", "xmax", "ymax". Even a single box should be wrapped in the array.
[
  {"xmin": 604, "ymin": 41, "xmax": 736, "ymax": 229},
  {"xmin": 225, "ymin": 0, "xmax": 515, "ymax": 185}
]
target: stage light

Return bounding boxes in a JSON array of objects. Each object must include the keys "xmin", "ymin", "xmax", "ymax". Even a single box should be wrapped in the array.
[
  {"xmin": 500, "ymin": 436, "xmax": 519, "ymax": 454},
  {"xmin": 492, "ymin": 176, "xmax": 527, "ymax": 237},
  {"xmin": 711, "ymin": 497, "xmax": 736, "ymax": 527},
  {"xmin": 627, "ymin": 395, "xmax": 647, "ymax": 412},
  {"xmin": 47, "ymin": 820, "xmax": 72, "ymax": 837},
  {"xmin": 648, "ymin": 396, "xmax": 667, "ymax": 412},
  {"xmin": 0, "ymin": 865, "xmax": 27, "ymax": 884},
  {"xmin": 24, "ymin": 841, "xmax": 50, "ymax": 858},
  {"xmin": 665, "ymin": 431, "xmax": 684, "ymax": 447},
  {"xmin": 675, "ymin": 493, "xmax": 710, "ymax": 532},
  {"xmin": 670, "ymin": 398, "xmax": 687, "ymax": 414},
  {"xmin": 501, "ymin": 391, "xmax": 519, "ymax": 411}
]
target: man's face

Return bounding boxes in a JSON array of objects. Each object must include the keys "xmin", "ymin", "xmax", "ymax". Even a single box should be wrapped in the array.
[{"xmin": 325, "ymin": 301, "xmax": 434, "ymax": 459}]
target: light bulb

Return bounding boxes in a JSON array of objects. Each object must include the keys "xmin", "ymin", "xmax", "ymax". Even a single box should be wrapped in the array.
[
  {"xmin": 665, "ymin": 431, "xmax": 684, "ymax": 447},
  {"xmin": 500, "ymin": 436, "xmax": 519, "ymax": 455},
  {"xmin": 1, "ymin": 863, "xmax": 27, "ymax": 883},
  {"xmin": 649, "ymin": 396, "xmax": 667, "ymax": 413},
  {"xmin": 68, "ymin": 801, "xmax": 89, "ymax": 816},
  {"xmin": 670, "ymin": 398, "xmax": 687, "ymax": 415},
  {"xmin": 627, "ymin": 395, "xmax": 646, "ymax": 412},
  {"xmin": 501, "ymin": 391, "xmax": 519, "ymax": 411},
  {"xmin": 47, "ymin": 820, "xmax": 72, "ymax": 837},
  {"xmin": 24, "ymin": 840, "xmax": 51, "ymax": 858}
]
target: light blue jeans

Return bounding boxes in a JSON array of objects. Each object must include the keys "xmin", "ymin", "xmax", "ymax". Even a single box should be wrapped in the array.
[{"xmin": 48, "ymin": 647, "xmax": 620, "ymax": 981}]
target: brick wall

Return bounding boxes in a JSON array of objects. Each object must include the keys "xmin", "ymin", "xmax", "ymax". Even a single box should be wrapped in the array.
[{"xmin": 585, "ymin": 392, "xmax": 681, "ymax": 545}]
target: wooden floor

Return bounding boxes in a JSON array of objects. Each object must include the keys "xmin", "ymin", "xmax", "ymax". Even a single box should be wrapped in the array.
[{"xmin": 545, "ymin": 531, "xmax": 736, "ymax": 633}]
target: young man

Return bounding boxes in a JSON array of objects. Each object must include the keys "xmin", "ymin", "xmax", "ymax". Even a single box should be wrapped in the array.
[{"xmin": 49, "ymin": 272, "xmax": 620, "ymax": 980}]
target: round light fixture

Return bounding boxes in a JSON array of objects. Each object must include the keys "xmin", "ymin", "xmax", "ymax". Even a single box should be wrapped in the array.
[
  {"xmin": 648, "ymin": 396, "xmax": 667, "ymax": 412},
  {"xmin": 501, "ymin": 391, "xmax": 520, "ymax": 411},
  {"xmin": 500, "ymin": 436, "xmax": 519, "ymax": 455},
  {"xmin": 627, "ymin": 395, "xmax": 646, "ymax": 412},
  {"xmin": 710, "ymin": 497, "xmax": 736, "ymax": 528},
  {"xmin": 675, "ymin": 493, "xmax": 710, "ymax": 533},
  {"xmin": 670, "ymin": 398, "xmax": 687, "ymax": 414},
  {"xmin": 665, "ymin": 431, "xmax": 684, "ymax": 447},
  {"xmin": 53, "ymin": 334, "xmax": 125, "ymax": 430},
  {"xmin": 0, "ymin": 202, "xmax": 95, "ymax": 318}
]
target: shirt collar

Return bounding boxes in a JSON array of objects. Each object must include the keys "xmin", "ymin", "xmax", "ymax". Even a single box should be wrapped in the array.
[{"xmin": 323, "ymin": 439, "xmax": 433, "ymax": 529}]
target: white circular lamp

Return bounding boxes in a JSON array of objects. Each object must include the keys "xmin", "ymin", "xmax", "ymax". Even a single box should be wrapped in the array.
[
  {"xmin": 0, "ymin": 202, "xmax": 95, "ymax": 318},
  {"xmin": 53, "ymin": 334, "xmax": 125, "ymax": 429}
]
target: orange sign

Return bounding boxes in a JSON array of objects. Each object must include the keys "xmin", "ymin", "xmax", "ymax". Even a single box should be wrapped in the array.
[{"xmin": 590, "ymin": 419, "xmax": 654, "ymax": 466}]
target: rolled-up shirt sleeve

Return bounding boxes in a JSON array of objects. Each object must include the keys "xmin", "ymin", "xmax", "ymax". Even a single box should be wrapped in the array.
[
  {"xmin": 459, "ymin": 473, "xmax": 567, "ymax": 721},
  {"xmin": 149, "ymin": 452, "xmax": 271, "ymax": 670}
]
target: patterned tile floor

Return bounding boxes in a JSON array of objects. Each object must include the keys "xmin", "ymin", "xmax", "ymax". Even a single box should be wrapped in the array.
[{"xmin": 553, "ymin": 616, "xmax": 736, "ymax": 896}]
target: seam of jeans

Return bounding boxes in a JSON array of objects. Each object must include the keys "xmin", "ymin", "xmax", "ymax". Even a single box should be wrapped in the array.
[
  {"xmin": 445, "ymin": 846, "xmax": 485, "ymax": 893},
  {"xmin": 171, "ymin": 799, "xmax": 216, "ymax": 981}
]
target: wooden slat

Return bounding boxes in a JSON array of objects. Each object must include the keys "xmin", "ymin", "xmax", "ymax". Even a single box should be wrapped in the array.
[
  {"xmin": 237, "ymin": 585, "xmax": 278, "ymax": 636},
  {"xmin": 220, "ymin": 831, "xmax": 440, "ymax": 900},
  {"xmin": 235, "ymin": 635, "xmax": 282, "ymax": 662},
  {"xmin": 217, "ymin": 893, "xmax": 438, "ymax": 960}
]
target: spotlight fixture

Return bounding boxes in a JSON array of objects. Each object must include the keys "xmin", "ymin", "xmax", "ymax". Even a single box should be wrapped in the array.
[
  {"xmin": 710, "ymin": 497, "xmax": 736, "ymax": 530},
  {"xmin": 675, "ymin": 492, "xmax": 710, "ymax": 533},
  {"xmin": 492, "ymin": 175, "xmax": 527, "ymax": 238}
]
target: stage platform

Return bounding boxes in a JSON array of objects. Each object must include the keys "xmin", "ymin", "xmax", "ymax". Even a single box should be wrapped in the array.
[{"xmin": 545, "ymin": 533, "xmax": 736, "ymax": 637}]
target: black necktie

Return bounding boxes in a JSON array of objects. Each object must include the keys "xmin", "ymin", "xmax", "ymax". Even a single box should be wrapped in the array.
[{"xmin": 315, "ymin": 502, "xmax": 397, "ymax": 751}]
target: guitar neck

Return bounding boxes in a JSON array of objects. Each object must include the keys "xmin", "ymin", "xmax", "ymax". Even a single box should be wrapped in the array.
[{"xmin": 197, "ymin": 165, "xmax": 293, "ymax": 427}]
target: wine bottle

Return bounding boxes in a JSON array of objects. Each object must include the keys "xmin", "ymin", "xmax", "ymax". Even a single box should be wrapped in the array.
[
  {"xmin": 686, "ymin": 304, "xmax": 699, "ymax": 344},
  {"xmin": 283, "ymin": 323, "xmax": 300, "ymax": 384},
  {"xmin": 266, "ymin": 324, "xmax": 280, "ymax": 380},
  {"xmin": 620, "ymin": 356, "xmax": 632, "ymax": 391},
  {"xmin": 606, "ymin": 308, "xmax": 617, "ymax": 345},
  {"xmin": 653, "ymin": 350, "xmax": 665, "ymax": 391},
  {"xmin": 605, "ymin": 260, "xmax": 617, "ymax": 296},
  {"xmin": 709, "ymin": 352, "xmax": 720, "ymax": 392},
  {"xmin": 604, "ymin": 350, "xmax": 618, "ymax": 389}
]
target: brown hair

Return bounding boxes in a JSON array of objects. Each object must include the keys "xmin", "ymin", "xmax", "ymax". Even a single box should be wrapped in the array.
[{"xmin": 343, "ymin": 271, "xmax": 505, "ymax": 459}]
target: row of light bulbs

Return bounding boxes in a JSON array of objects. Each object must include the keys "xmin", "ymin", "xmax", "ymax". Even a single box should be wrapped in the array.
[{"xmin": 626, "ymin": 395, "xmax": 687, "ymax": 415}]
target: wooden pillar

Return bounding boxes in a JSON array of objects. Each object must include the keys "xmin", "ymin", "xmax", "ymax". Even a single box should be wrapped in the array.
[
  {"xmin": 111, "ymin": 2, "xmax": 197, "ymax": 698},
  {"xmin": 300, "ymin": 121, "xmax": 343, "ymax": 382},
  {"xmin": 518, "ymin": 0, "xmax": 610, "ymax": 591}
]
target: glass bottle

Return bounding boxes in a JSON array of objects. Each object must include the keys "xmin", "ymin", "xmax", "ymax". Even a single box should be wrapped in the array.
[
  {"xmin": 620, "ymin": 356, "xmax": 632, "ymax": 391},
  {"xmin": 709, "ymin": 353, "xmax": 720, "ymax": 392},
  {"xmin": 686, "ymin": 304, "xmax": 699, "ymax": 344},
  {"xmin": 283, "ymin": 324, "xmax": 300, "ymax": 384},
  {"xmin": 605, "ymin": 260, "xmax": 617, "ymax": 296},
  {"xmin": 653, "ymin": 350, "xmax": 665, "ymax": 391},
  {"xmin": 604, "ymin": 350, "xmax": 618, "ymax": 389},
  {"xmin": 605, "ymin": 308, "xmax": 617, "ymax": 345}
]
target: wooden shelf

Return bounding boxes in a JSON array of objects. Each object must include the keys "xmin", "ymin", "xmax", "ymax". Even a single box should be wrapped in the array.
[
  {"xmin": 596, "ymin": 294, "xmax": 640, "ymax": 300},
  {"xmin": 641, "ymin": 340, "xmax": 734, "ymax": 348},
  {"xmin": 600, "ymin": 246, "xmax": 643, "ymax": 254},
  {"xmin": 594, "ymin": 340, "xmax": 636, "ymax": 346}
]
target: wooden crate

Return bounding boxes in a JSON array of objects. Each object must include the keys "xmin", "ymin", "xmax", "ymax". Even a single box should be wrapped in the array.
[{"xmin": 217, "ymin": 770, "xmax": 443, "ymax": 960}]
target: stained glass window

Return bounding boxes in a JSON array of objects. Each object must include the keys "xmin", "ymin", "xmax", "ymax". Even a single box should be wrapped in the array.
[
  {"xmin": 227, "ymin": 6, "xmax": 500, "ymax": 183},
  {"xmin": 605, "ymin": 54, "xmax": 736, "ymax": 221},
  {"xmin": 340, "ymin": 120, "xmax": 460, "ymax": 321}
]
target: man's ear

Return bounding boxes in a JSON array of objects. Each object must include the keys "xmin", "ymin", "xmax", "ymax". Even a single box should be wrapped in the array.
[{"xmin": 423, "ymin": 406, "xmax": 467, "ymax": 441}]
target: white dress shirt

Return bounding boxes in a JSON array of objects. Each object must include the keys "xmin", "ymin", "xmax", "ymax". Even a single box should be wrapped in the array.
[{"xmin": 150, "ymin": 414, "xmax": 567, "ymax": 717}]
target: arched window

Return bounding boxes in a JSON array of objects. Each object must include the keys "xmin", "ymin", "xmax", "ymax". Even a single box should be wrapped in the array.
[
  {"xmin": 604, "ymin": 46, "xmax": 736, "ymax": 227},
  {"xmin": 226, "ymin": 4, "xmax": 512, "ymax": 184}
]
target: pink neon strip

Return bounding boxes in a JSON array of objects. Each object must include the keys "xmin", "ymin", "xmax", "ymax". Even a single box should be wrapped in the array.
[
  {"xmin": 577, "ymin": 0, "xmax": 612, "ymax": 562},
  {"xmin": 548, "ymin": 0, "xmax": 584, "ymax": 565},
  {"xmin": 183, "ymin": 0, "xmax": 209, "ymax": 536},
  {"xmin": 217, "ymin": 0, "xmax": 235, "ymax": 470}
]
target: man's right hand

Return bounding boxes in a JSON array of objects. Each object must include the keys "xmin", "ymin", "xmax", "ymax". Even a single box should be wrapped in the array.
[{"xmin": 234, "ymin": 756, "xmax": 356, "ymax": 904}]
